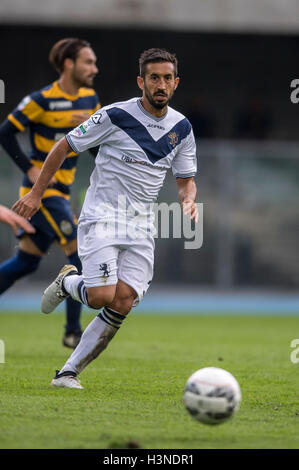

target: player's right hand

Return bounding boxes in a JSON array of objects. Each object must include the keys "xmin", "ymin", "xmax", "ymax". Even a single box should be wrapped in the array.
[
  {"xmin": 12, "ymin": 192, "xmax": 42, "ymax": 220},
  {"xmin": 0, "ymin": 204, "xmax": 35, "ymax": 234},
  {"xmin": 27, "ymin": 165, "xmax": 57, "ymax": 187}
]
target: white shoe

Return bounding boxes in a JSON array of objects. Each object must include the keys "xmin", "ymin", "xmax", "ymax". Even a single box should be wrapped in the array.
[
  {"xmin": 50, "ymin": 370, "xmax": 84, "ymax": 389},
  {"xmin": 41, "ymin": 264, "xmax": 78, "ymax": 314}
]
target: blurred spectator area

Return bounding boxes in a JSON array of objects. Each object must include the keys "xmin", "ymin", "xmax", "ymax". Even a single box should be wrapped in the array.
[{"xmin": 0, "ymin": 25, "xmax": 299, "ymax": 139}]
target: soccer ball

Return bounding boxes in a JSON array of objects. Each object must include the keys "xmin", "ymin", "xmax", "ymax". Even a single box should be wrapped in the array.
[{"xmin": 183, "ymin": 367, "xmax": 241, "ymax": 425}]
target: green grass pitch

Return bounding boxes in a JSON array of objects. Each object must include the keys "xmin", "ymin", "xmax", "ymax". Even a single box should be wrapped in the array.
[{"xmin": 0, "ymin": 312, "xmax": 299, "ymax": 449}]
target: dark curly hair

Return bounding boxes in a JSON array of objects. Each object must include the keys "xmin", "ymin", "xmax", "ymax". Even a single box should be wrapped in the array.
[{"xmin": 139, "ymin": 48, "xmax": 178, "ymax": 77}]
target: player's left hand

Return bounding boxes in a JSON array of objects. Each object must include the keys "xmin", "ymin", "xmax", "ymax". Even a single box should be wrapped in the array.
[
  {"xmin": 70, "ymin": 112, "xmax": 90, "ymax": 126},
  {"xmin": 182, "ymin": 199, "xmax": 199, "ymax": 223},
  {"xmin": 11, "ymin": 192, "xmax": 42, "ymax": 220},
  {"xmin": 0, "ymin": 204, "xmax": 36, "ymax": 234}
]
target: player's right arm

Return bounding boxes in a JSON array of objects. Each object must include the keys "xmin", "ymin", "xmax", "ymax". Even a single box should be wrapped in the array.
[
  {"xmin": 12, "ymin": 137, "xmax": 71, "ymax": 219},
  {"xmin": 0, "ymin": 94, "xmax": 55, "ymax": 185},
  {"xmin": 13, "ymin": 109, "xmax": 113, "ymax": 219}
]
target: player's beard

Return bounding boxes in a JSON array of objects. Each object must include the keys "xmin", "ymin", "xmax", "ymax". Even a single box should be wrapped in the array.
[
  {"xmin": 144, "ymin": 85, "xmax": 173, "ymax": 110},
  {"xmin": 72, "ymin": 69, "xmax": 95, "ymax": 88}
]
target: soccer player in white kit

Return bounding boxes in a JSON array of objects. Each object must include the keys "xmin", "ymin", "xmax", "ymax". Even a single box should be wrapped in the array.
[{"xmin": 13, "ymin": 48, "xmax": 198, "ymax": 389}]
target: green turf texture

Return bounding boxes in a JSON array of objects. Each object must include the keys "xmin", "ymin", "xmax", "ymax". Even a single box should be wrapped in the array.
[{"xmin": 0, "ymin": 312, "xmax": 298, "ymax": 449}]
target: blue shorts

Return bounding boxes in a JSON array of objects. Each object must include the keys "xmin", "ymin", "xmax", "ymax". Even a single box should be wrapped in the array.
[{"xmin": 17, "ymin": 196, "xmax": 77, "ymax": 253}]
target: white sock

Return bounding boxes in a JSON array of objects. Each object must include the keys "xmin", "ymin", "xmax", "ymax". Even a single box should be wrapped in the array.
[
  {"xmin": 60, "ymin": 307, "xmax": 126, "ymax": 375},
  {"xmin": 63, "ymin": 275, "xmax": 89, "ymax": 306}
]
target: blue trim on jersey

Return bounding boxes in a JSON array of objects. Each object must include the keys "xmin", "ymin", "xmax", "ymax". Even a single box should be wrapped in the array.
[
  {"xmin": 106, "ymin": 108, "xmax": 192, "ymax": 164},
  {"xmin": 65, "ymin": 134, "xmax": 79, "ymax": 154},
  {"xmin": 175, "ymin": 173, "xmax": 196, "ymax": 178}
]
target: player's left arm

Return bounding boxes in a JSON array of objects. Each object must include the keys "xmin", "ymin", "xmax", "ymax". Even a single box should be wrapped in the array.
[
  {"xmin": 176, "ymin": 177, "xmax": 198, "ymax": 222},
  {"xmin": 172, "ymin": 124, "xmax": 198, "ymax": 222}
]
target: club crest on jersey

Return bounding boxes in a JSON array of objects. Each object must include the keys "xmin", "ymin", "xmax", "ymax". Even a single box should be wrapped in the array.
[
  {"xmin": 99, "ymin": 263, "xmax": 110, "ymax": 282},
  {"xmin": 168, "ymin": 131, "xmax": 179, "ymax": 148},
  {"xmin": 60, "ymin": 220, "xmax": 73, "ymax": 236}
]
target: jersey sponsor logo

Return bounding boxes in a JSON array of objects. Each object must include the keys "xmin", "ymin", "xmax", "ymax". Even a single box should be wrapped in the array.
[
  {"xmin": 60, "ymin": 220, "xmax": 73, "ymax": 235},
  {"xmin": 17, "ymin": 95, "xmax": 31, "ymax": 111},
  {"xmin": 74, "ymin": 127, "xmax": 83, "ymax": 137},
  {"xmin": 76, "ymin": 119, "xmax": 91, "ymax": 136},
  {"xmin": 49, "ymin": 100, "xmax": 72, "ymax": 110},
  {"xmin": 91, "ymin": 113, "xmax": 102, "ymax": 124},
  {"xmin": 147, "ymin": 123, "xmax": 165, "ymax": 130},
  {"xmin": 121, "ymin": 154, "xmax": 167, "ymax": 171},
  {"xmin": 168, "ymin": 131, "xmax": 179, "ymax": 148}
]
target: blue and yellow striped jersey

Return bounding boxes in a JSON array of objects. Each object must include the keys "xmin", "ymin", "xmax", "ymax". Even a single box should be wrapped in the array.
[{"xmin": 8, "ymin": 80, "xmax": 100, "ymax": 200}]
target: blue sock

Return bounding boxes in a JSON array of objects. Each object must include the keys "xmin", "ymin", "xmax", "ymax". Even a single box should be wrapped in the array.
[
  {"xmin": 65, "ymin": 251, "xmax": 83, "ymax": 334},
  {"xmin": 0, "ymin": 249, "xmax": 41, "ymax": 295}
]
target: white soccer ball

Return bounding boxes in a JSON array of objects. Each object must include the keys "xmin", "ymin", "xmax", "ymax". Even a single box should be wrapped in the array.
[{"xmin": 183, "ymin": 367, "xmax": 241, "ymax": 425}]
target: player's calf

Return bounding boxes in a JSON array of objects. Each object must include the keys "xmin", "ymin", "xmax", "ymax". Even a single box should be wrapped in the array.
[
  {"xmin": 0, "ymin": 249, "xmax": 41, "ymax": 294},
  {"xmin": 56, "ymin": 306, "xmax": 127, "ymax": 379}
]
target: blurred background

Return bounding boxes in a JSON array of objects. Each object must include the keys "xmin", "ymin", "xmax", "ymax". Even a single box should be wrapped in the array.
[{"xmin": 0, "ymin": 0, "xmax": 298, "ymax": 313}]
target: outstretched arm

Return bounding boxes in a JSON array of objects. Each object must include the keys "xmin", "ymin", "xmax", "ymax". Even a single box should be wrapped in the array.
[
  {"xmin": 176, "ymin": 177, "xmax": 198, "ymax": 223},
  {"xmin": 12, "ymin": 137, "xmax": 71, "ymax": 219},
  {"xmin": 0, "ymin": 204, "xmax": 35, "ymax": 234}
]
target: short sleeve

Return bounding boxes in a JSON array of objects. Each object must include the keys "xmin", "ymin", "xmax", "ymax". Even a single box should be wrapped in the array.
[
  {"xmin": 7, "ymin": 91, "xmax": 44, "ymax": 132},
  {"xmin": 66, "ymin": 109, "xmax": 113, "ymax": 154},
  {"xmin": 171, "ymin": 128, "xmax": 197, "ymax": 178}
]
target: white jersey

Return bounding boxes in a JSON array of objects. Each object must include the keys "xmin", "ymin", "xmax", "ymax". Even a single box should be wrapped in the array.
[{"xmin": 66, "ymin": 97, "xmax": 197, "ymax": 222}]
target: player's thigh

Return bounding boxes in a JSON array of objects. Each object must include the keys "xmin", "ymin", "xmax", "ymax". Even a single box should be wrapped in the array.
[
  {"xmin": 60, "ymin": 238, "xmax": 77, "ymax": 256},
  {"xmin": 40, "ymin": 197, "xmax": 78, "ymax": 249},
  {"xmin": 118, "ymin": 239, "xmax": 154, "ymax": 307},
  {"xmin": 78, "ymin": 221, "xmax": 120, "ymax": 305},
  {"xmin": 19, "ymin": 235, "xmax": 44, "ymax": 257}
]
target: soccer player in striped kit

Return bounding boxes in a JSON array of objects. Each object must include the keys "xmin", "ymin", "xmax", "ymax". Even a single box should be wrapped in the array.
[
  {"xmin": 0, "ymin": 38, "xmax": 100, "ymax": 348},
  {"xmin": 13, "ymin": 48, "xmax": 198, "ymax": 389}
]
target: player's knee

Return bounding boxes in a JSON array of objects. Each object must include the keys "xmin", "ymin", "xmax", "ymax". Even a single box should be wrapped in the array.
[
  {"xmin": 109, "ymin": 289, "xmax": 137, "ymax": 315},
  {"xmin": 110, "ymin": 297, "xmax": 134, "ymax": 315}
]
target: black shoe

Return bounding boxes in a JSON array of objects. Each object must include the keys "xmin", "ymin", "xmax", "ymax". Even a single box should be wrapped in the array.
[{"xmin": 63, "ymin": 330, "xmax": 82, "ymax": 349}]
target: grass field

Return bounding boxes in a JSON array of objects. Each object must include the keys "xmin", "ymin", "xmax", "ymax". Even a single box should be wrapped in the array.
[{"xmin": 0, "ymin": 311, "xmax": 299, "ymax": 449}]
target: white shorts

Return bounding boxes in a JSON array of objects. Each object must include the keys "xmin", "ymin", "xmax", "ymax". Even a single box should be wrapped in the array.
[{"xmin": 77, "ymin": 220, "xmax": 154, "ymax": 306}]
